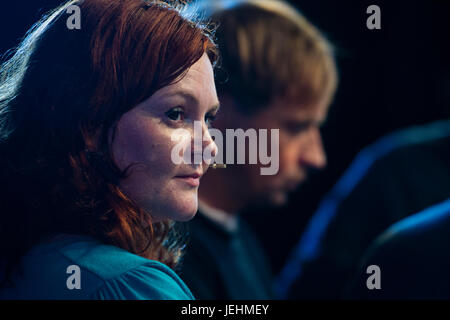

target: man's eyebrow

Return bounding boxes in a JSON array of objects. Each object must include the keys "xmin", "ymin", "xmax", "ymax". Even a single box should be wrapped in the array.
[
  {"xmin": 285, "ymin": 115, "xmax": 328, "ymax": 126},
  {"xmin": 282, "ymin": 119, "xmax": 327, "ymax": 131},
  {"xmin": 284, "ymin": 119, "xmax": 315, "ymax": 126}
]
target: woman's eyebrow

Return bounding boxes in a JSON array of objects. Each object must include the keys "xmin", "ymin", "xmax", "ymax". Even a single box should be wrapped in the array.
[
  {"xmin": 173, "ymin": 91, "xmax": 199, "ymax": 105},
  {"xmin": 165, "ymin": 89, "xmax": 220, "ymax": 113},
  {"xmin": 161, "ymin": 89, "xmax": 199, "ymax": 105}
]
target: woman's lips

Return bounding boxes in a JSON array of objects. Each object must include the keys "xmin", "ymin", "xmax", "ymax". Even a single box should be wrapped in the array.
[{"xmin": 174, "ymin": 175, "xmax": 201, "ymax": 187}]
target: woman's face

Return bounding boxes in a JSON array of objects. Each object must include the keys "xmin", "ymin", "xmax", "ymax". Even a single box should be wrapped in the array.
[{"xmin": 112, "ymin": 54, "xmax": 220, "ymax": 222}]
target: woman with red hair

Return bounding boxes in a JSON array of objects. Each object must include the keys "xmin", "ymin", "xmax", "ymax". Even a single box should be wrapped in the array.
[{"xmin": 0, "ymin": 0, "xmax": 219, "ymax": 299}]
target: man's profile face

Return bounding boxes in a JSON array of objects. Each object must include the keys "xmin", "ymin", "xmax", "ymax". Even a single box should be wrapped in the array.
[{"xmin": 240, "ymin": 97, "xmax": 330, "ymax": 206}]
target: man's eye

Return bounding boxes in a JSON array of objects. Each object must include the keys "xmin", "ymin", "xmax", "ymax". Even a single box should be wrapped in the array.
[
  {"xmin": 165, "ymin": 107, "xmax": 184, "ymax": 121},
  {"xmin": 285, "ymin": 122, "xmax": 310, "ymax": 135}
]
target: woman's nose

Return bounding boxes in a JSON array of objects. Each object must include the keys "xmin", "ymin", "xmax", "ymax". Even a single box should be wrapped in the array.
[
  {"xmin": 202, "ymin": 124, "xmax": 218, "ymax": 160},
  {"xmin": 189, "ymin": 121, "xmax": 218, "ymax": 164}
]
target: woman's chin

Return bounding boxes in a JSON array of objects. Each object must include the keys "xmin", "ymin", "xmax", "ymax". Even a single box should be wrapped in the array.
[
  {"xmin": 142, "ymin": 193, "xmax": 199, "ymax": 223},
  {"xmin": 150, "ymin": 207, "xmax": 197, "ymax": 223},
  {"xmin": 175, "ymin": 209, "xmax": 198, "ymax": 222},
  {"xmin": 169, "ymin": 197, "xmax": 199, "ymax": 222}
]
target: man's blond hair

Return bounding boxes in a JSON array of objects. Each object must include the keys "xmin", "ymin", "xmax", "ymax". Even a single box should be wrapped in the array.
[{"xmin": 198, "ymin": 0, "xmax": 338, "ymax": 113}]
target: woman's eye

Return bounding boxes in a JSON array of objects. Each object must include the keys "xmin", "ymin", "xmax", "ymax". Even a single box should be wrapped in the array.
[
  {"xmin": 165, "ymin": 107, "xmax": 184, "ymax": 121},
  {"xmin": 205, "ymin": 113, "xmax": 217, "ymax": 127}
]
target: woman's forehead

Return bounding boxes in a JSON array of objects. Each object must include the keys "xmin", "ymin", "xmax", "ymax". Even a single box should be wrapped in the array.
[{"xmin": 156, "ymin": 54, "xmax": 218, "ymax": 104}]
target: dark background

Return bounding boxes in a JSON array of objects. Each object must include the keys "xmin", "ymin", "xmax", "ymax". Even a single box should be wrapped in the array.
[{"xmin": 1, "ymin": 0, "xmax": 449, "ymax": 275}]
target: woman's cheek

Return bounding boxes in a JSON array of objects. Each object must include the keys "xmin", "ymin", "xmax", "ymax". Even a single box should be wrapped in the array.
[{"xmin": 166, "ymin": 127, "xmax": 196, "ymax": 166}]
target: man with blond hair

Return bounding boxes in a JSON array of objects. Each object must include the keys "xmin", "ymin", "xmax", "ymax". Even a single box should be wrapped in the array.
[{"xmin": 179, "ymin": 0, "xmax": 338, "ymax": 299}]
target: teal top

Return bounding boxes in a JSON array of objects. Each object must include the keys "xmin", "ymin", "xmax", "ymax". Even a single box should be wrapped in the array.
[{"xmin": 0, "ymin": 234, "xmax": 194, "ymax": 300}]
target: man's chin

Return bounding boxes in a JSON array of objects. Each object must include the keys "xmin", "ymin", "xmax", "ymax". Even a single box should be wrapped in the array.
[{"xmin": 268, "ymin": 191, "xmax": 288, "ymax": 207}]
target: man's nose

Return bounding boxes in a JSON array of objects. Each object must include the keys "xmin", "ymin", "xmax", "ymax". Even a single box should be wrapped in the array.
[{"xmin": 299, "ymin": 128, "xmax": 327, "ymax": 170}]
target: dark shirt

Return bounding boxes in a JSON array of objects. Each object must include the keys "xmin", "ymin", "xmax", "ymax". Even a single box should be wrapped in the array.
[
  {"xmin": 179, "ymin": 210, "xmax": 274, "ymax": 300},
  {"xmin": 347, "ymin": 199, "xmax": 450, "ymax": 299},
  {"xmin": 277, "ymin": 119, "xmax": 450, "ymax": 299}
]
